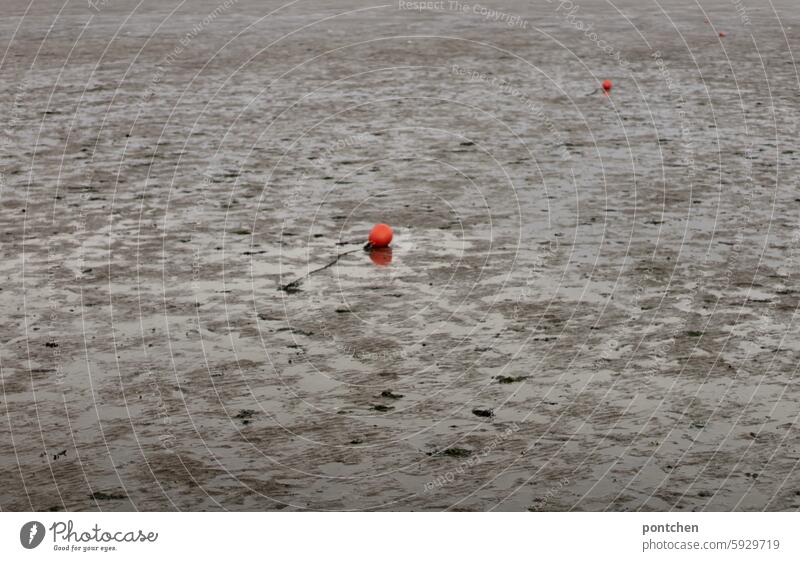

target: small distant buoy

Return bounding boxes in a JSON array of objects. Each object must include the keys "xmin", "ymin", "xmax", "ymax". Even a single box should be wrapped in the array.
[
  {"xmin": 602, "ymin": 79, "xmax": 613, "ymax": 93},
  {"xmin": 719, "ymin": 31, "xmax": 727, "ymax": 37},
  {"xmin": 368, "ymin": 223, "xmax": 393, "ymax": 248}
]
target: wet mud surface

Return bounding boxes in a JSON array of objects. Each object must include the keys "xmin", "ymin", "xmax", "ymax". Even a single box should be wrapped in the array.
[{"xmin": 1, "ymin": 0, "xmax": 800, "ymax": 511}]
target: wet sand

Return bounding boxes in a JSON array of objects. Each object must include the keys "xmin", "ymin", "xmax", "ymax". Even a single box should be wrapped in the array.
[{"xmin": 1, "ymin": 0, "xmax": 800, "ymax": 511}]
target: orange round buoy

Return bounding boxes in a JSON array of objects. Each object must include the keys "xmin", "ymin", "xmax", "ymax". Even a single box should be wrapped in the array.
[
  {"xmin": 719, "ymin": 31, "xmax": 727, "ymax": 37},
  {"xmin": 368, "ymin": 223, "xmax": 393, "ymax": 248},
  {"xmin": 602, "ymin": 79, "xmax": 613, "ymax": 93}
]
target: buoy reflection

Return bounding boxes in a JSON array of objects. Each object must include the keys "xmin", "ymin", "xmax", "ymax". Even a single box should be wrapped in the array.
[{"xmin": 369, "ymin": 247, "xmax": 392, "ymax": 266}]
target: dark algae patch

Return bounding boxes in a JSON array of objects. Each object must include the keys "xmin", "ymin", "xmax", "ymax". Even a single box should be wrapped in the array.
[
  {"xmin": 496, "ymin": 375, "xmax": 529, "ymax": 384},
  {"xmin": 439, "ymin": 448, "xmax": 472, "ymax": 458},
  {"xmin": 234, "ymin": 409, "xmax": 257, "ymax": 424},
  {"xmin": 90, "ymin": 491, "xmax": 127, "ymax": 501}
]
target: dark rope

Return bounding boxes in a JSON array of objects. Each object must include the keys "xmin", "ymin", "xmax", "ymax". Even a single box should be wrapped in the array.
[{"xmin": 279, "ymin": 243, "xmax": 372, "ymax": 293}]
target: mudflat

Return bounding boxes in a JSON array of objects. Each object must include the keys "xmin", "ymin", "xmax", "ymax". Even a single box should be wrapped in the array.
[{"xmin": 1, "ymin": 0, "xmax": 799, "ymax": 511}]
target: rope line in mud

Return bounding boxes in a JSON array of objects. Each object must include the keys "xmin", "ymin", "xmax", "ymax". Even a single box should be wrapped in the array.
[{"xmin": 279, "ymin": 244, "xmax": 369, "ymax": 293}]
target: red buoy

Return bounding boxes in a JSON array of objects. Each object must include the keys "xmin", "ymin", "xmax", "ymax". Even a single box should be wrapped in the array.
[
  {"xmin": 602, "ymin": 79, "xmax": 613, "ymax": 93},
  {"xmin": 368, "ymin": 223, "xmax": 393, "ymax": 248},
  {"xmin": 719, "ymin": 31, "xmax": 727, "ymax": 37}
]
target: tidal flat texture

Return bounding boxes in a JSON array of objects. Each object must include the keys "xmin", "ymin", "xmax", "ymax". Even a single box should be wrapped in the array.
[{"xmin": 1, "ymin": 0, "xmax": 799, "ymax": 511}]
